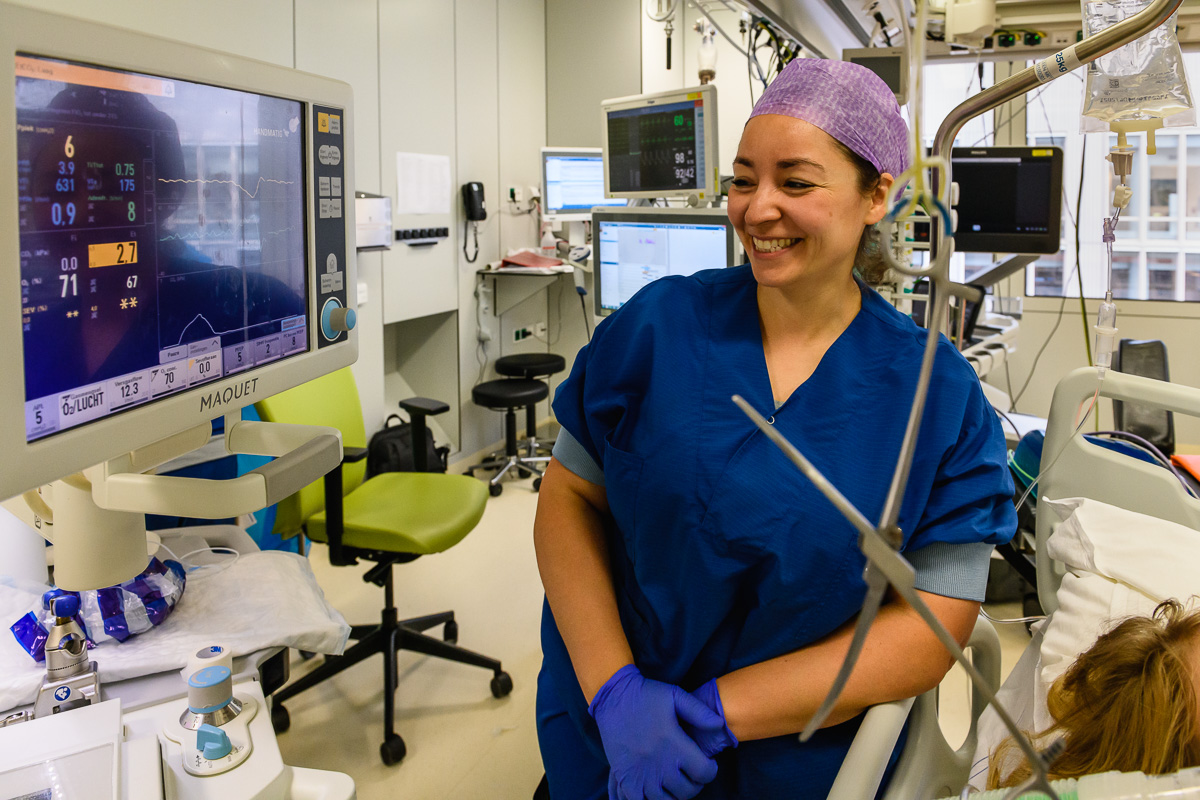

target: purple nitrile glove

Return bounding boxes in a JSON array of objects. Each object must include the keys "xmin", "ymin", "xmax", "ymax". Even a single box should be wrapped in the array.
[
  {"xmin": 588, "ymin": 664, "xmax": 724, "ymax": 800},
  {"xmin": 686, "ymin": 678, "xmax": 738, "ymax": 758}
]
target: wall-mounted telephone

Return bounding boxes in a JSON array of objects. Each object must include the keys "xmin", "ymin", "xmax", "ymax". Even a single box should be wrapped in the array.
[
  {"xmin": 462, "ymin": 182, "xmax": 485, "ymax": 262},
  {"xmin": 462, "ymin": 182, "xmax": 487, "ymax": 221}
]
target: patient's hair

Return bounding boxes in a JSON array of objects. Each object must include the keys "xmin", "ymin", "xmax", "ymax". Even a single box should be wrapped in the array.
[{"xmin": 988, "ymin": 599, "xmax": 1200, "ymax": 789}]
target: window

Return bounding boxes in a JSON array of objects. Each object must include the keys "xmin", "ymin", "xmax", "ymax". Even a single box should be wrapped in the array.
[
  {"xmin": 1186, "ymin": 253, "xmax": 1200, "ymax": 300},
  {"xmin": 1024, "ymin": 53, "xmax": 1200, "ymax": 302},
  {"xmin": 918, "ymin": 62, "xmax": 996, "ymax": 149}
]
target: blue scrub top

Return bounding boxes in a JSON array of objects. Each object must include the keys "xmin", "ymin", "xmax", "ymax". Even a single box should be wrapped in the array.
[{"xmin": 539, "ymin": 265, "xmax": 1016, "ymax": 798}]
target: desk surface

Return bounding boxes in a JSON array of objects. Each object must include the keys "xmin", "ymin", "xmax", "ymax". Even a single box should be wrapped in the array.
[{"xmin": 478, "ymin": 266, "xmax": 572, "ymax": 276}]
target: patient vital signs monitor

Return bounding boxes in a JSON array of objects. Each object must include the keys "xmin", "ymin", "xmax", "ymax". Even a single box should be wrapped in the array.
[
  {"xmin": 2, "ymin": 5, "xmax": 358, "ymax": 500},
  {"xmin": 541, "ymin": 147, "xmax": 626, "ymax": 222},
  {"xmin": 951, "ymin": 146, "xmax": 1064, "ymax": 254},
  {"xmin": 601, "ymin": 85, "xmax": 719, "ymax": 202},
  {"xmin": 592, "ymin": 207, "xmax": 738, "ymax": 317}
]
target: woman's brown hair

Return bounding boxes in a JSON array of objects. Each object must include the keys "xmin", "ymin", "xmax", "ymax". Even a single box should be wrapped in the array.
[
  {"xmin": 830, "ymin": 140, "xmax": 891, "ymax": 286},
  {"xmin": 989, "ymin": 599, "xmax": 1200, "ymax": 789}
]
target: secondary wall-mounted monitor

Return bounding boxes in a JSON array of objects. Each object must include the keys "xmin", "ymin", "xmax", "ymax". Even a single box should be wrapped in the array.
[
  {"xmin": 540, "ymin": 147, "xmax": 627, "ymax": 223},
  {"xmin": 843, "ymin": 47, "xmax": 909, "ymax": 106},
  {"xmin": 592, "ymin": 207, "xmax": 739, "ymax": 317},
  {"xmin": 951, "ymin": 146, "xmax": 1064, "ymax": 254},
  {"xmin": 601, "ymin": 85, "xmax": 719, "ymax": 202},
  {"xmin": 2, "ymin": 3, "xmax": 357, "ymax": 499}
]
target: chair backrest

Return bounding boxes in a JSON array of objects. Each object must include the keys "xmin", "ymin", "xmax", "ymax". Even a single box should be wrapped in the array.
[
  {"xmin": 1113, "ymin": 338, "xmax": 1174, "ymax": 456},
  {"xmin": 255, "ymin": 367, "xmax": 368, "ymax": 536}
]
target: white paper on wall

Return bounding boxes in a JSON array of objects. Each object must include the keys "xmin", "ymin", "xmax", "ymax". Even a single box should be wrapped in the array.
[{"xmin": 395, "ymin": 152, "xmax": 451, "ymax": 215}]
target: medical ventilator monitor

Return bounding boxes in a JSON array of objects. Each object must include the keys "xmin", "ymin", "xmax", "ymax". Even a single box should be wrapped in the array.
[
  {"xmin": 843, "ymin": 47, "xmax": 909, "ymax": 106},
  {"xmin": 601, "ymin": 85, "xmax": 719, "ymax": 202},
  {"xmin": 592, "ymin": 207, "xmax": 737, "ymax": 317},
  {"xmin": 1, "ymin": 4, "xmax": 357, "ymax": 500},
  {"xmin": 951, "ymin": 146, "xmax": 1064, "ymax": 254},
  {"xmin": 540, "ymin": 147, "xmax": 626, "ymax": 223}
]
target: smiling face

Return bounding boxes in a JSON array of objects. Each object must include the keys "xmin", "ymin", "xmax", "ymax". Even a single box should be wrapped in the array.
[{"xmin": 727, "ymin": 115, "xmax": 891, "ymax": 292}]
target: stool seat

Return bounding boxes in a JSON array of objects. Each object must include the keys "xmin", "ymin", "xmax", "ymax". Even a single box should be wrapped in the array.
[
  {"xmin": 495, "ymin": 353, "xmax": 566, "ymax": 379},
  {"xmin": 472, "ymin": 378, "xmax": 548, "ymax": 409}
]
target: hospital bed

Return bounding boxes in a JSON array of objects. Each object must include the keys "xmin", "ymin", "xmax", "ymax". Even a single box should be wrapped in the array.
[{"xmin": 827, "ymin": 366, "xmax": 1200, "ymax": 800}]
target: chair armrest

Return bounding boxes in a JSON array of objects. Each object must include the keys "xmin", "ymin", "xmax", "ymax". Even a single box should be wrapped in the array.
[
  {"xmin": 322, "ymin": 464, "xmax": 357, "ymax": 567},
  {"xmin": 397, "ymin": 397, "xmax": 448, "ymax": 472},
  {"xmin": 343, "ymin": 446, "xmax": 368, "ymax": 464},
  {"xmin": 399, "ymin": 397, "xmax": 450, "ymax": 417}
]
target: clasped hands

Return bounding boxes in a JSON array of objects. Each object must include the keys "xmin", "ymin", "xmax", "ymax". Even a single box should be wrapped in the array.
[{"xmin": 588, "ymin": 664, "xmax": 739, "ymax": 800}]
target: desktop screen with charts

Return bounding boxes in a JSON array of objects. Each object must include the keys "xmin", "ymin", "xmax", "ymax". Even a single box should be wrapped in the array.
[
  {"xmin": 544, "ymin": 154, "xmax": 623, "ymax": 213},
  {"xmin": 606, "ymin": 100, "xmax": 705, "ymax": 194},
  {"xmin": 598, "ymin": 220, "xmax": 728, "ymax": 312},
  {"xmin": 15, "ymin": 54, "xmax": 310, "ymax": 442}
]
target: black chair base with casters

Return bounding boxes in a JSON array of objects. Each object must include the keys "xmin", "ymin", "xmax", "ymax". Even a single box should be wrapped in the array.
[
  {"xmin": 494, "ymin": 352, "xmax": 566, "ymax": 460},
  {"xmin": 270, "ymin": 548, "xmax": 513, "ymax": 766},
  {"xmin": 467, "ymin": 378, "xmax": 549, "ymax": 496},
  {"xmin": 256, "ymin": 381, "xmax": 512, "ymax": 767}
]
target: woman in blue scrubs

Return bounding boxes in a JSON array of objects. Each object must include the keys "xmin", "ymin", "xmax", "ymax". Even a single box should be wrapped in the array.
[{"xmin": 533, "ymin": 58, "xmax": 1016, "ymax": 800}]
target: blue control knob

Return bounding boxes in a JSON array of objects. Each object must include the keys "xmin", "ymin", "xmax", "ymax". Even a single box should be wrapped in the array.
[
  {"xmin": 50, "ymin": 594, "xmax": 80, "ymax": 618},
  {"xmin": 320, "ymin": 298, "xmax": 356, "ymax": 340},
  {"xmin": 188, "ymin": 665, "xmax": 233, "ymax": 714},
  {"xmin": 197, "ymin": 723, "xmax": 232, "ymax": 760}
]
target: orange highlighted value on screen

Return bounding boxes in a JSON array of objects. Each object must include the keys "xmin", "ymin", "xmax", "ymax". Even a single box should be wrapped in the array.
[
  {"xmin": 87, "ymin": 241, "xmax": 138, "ymax": 269},
  {"xmin": 15, "ymin": 55, "xmax": 174, "ymax": 97}
]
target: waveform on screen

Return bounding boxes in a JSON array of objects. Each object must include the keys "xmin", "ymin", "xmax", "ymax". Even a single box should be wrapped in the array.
[{"xmin": 158, "ymin": 176, "xmax": 296, "ymax": 199}]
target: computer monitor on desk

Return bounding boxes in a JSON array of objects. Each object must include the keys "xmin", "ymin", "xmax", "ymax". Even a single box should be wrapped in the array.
[
  {"xmin": 592, "ymin": 207, "xmax": 738, "ymax": 317},
  {"xmin": 2, "ymin": 4, "xmax": 356, "ymax": 585},
  {"xmin": 541, "ymin": 147, "xmax": 625, "ymax": 223}
]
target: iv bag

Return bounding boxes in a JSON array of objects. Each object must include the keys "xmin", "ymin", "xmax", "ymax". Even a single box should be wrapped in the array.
[{"xmin": 1080, "ymin": 0, "xmax": 1194, "ymax": 129}]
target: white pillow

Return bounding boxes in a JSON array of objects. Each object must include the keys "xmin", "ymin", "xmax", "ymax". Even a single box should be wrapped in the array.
[{"xmin": 1037, "ymin": 496, "xmax": 1200, "ymax": 687}]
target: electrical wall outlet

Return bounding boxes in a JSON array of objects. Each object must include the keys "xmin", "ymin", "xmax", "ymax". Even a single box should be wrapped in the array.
[
  {"xmin": 528, "ymin": 184, "xmax": 541, "ymax": 202},
  {"xmin": 1050, "ymin": 30, "xmax": 1075, "ymax": 47},
  {"xmin": 508, "ymin": 185, "xmax": 524, "ymax": 203},
  {"xmin": 534, "ymin": 321, "xmax": 547, "ymax": 337},
  {"xmin": 513, "ymin": 327, "xmax": 531, "ymax": 342}
]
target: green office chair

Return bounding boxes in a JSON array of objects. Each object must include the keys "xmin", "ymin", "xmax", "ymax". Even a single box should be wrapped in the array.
[{"xmin": 256, "ymin": 367, "xmax": 512, "ymax": 766}]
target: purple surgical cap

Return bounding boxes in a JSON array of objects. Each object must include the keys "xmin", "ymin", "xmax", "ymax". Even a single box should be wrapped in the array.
[{"xmin": 748, "ymin": 58, "xmax": 910, "ymax": 178}]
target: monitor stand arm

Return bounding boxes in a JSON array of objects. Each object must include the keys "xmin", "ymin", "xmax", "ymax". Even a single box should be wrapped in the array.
[{"xmin": 26, "ymin": 415, "xmax": 341, "ymax": 591}]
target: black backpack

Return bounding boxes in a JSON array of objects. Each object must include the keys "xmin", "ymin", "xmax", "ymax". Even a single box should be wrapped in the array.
[{"xmin": 366, "ymin": 414, "xmax": 449, "ymax": 477}]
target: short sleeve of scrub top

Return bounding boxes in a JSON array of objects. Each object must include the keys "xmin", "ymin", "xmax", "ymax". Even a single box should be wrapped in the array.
[{"xmin": 551, "ymin": 428, "xmax": 996, "ymax": 601}]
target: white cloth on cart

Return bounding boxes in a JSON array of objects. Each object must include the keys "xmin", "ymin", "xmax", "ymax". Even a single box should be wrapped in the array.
[{"xmin": 0, "ymin": 550, "xmax": 349, "ymax": 713}]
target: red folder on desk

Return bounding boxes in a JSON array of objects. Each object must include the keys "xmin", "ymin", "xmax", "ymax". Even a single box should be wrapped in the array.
[{"xmin": 501, "ymin": 251, "xmax": 563, "ymax": 268}]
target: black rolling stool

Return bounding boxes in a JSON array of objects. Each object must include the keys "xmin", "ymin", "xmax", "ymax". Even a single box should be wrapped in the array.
[
  {"xmin": 468, "ymin": 378, "xmax": 549, "ymax": 496},
  {"xmin": 494, "ymin": 353, "xmax": 566, "ymax": 462}
]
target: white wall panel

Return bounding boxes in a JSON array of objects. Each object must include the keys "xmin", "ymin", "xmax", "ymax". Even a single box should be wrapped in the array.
[
  {"xmin": 8, "ymin": 0, "xmax": 294, "ymax": 67},
  {"xmin": 295, "ymin": 0, "xmax": 386, "ymax": 429},
  {"xmin": 455, "ymin": 0, "xmax": 502, "ymax": 457},
  {"xmin": 498, "ymin": 0, "xmax": 547, "ymax": 258},
  {"xmin": 545, "ymin": 0, "xmax": 641, "ymax": 147},
  {"xmin": 378, "ymin": 0, "xmax": 459, "ymax": 323}
]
